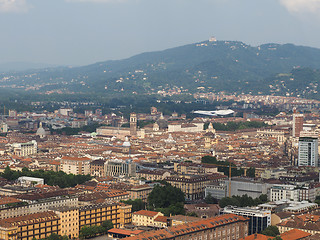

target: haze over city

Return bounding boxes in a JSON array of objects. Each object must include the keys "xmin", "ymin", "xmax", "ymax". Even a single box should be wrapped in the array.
[{"xmin": 1, "ymin": 0, "xmax": 320, "ymax": 66}]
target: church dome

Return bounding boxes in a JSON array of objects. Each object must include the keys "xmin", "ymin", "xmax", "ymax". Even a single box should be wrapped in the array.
[
  {"xmin": 36, "ymin": 123, "xmax": 46, "ymax": 138},
  {"xmin": 122, "ymin": 136, "xmax": 131, "ymax": 147}
]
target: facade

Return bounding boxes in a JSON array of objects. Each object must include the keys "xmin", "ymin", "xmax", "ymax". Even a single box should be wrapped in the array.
[
  {"xmin": 128, "ymin": 185, "xmax": 153, "ymax": 202},
  {"xmin": 123, "ymin": 214, "xmax": 249, "ymax": 240},
  {"xmin": 168, "ymin": 122, "xmax": 204, "ymax": 133},
  {"xmin": 105, "ymin": 159, "xmax": 136, "ymax": 177},
  {"xmin": 136, "ymin": 169, "xmax": 170, "ymax": 181},
  {"xmin": 0, "ymin": 211, "xmax": 59, "ymax": 240},
  {"xmin": 11, "ymin": 140, "xmax": 37, "ymax": 157},
  {"xmin": 79, "ymin": 203, "xmax": 132, "ymax": 229},
  {"xmin": 119, "ymin": 204, "xmax": 132, "ymax": 228},
  {"xmin": 0, "ymin": 191, "xmax": 78, "ymax": 219},
  {"xmin": 205, "ymin": 183, "xmax": 227, "ymax": 200},
  {"xmin": 54, "ymin": 206, "xmax": 79, "ymax": 239},
  {"xmin": 60, "ymin": 156, "xmax": 92, "ymax": 175},
  {"xmin": 269, "ymin": 184, "xmax": 299, "ymax": 202},
  {"xmin": 226, "ymin": 178, "xmax": 272, "ymax": 199},
  {"xmin": 166, "ymin": 175, "xmax": 211, "ymax": 201},
  {"xmin": 130, "ymin": 112, "xmax": 137, "ymax": 136},
  {"xmin": 298, "ymin": 137, "xmax": 319, "ymax": 167},
  {"xmin": 132, "ymin": 210, "xmax": 164, "ymax": 227},
  {"xmin": 90, "ymin": 159, "xmax": 106, "ymax": 177},
  {"xmin": 222, "ymin": 206, "xmax": 271, "ymax": 235},
  {"xmin": 293, "ymin": 113, "xmax": 304, "ymax": 137}
]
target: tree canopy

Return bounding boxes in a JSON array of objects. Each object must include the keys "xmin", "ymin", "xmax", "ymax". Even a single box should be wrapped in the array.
[
  {"xmin": 261, "ymin": 226, "xmax": 280, "ymax": 237},
  {"xmin": 219, "ymin": 194, "xmax": 268, "ymax": 208},
  {"xmin": 148, "ymin": 183, "xmax": 185, "ymax": 216},
  {"xmin": 1, "ymin": 166, "xmax": 92, "ymax": 188}
]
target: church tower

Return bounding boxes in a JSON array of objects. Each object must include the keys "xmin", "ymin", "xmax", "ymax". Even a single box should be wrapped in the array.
[{"xmin": 130, "ymin": 112, "xmax": 137, "ymax": 135}]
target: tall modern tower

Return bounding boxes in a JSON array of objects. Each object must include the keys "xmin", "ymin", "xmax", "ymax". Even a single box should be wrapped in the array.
[
  {"xmin": 298, "ymin": 137, "xmax": 319, "ymax": 167},
  {"xmin": 293, "ymin": 113, "xmax": 304, "ymax": 137}
]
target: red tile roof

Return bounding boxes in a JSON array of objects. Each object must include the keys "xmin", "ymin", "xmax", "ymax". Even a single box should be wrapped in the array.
[
  {"xmin": 280, "ymin": 229, "xmax": 311, "ymax": 240},
  {"xmin": 133, "ymin": 210, "xmax": 160, "ymax": 217}
]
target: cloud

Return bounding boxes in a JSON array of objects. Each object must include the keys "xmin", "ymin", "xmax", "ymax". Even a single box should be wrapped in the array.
[
  {"xmin": 279, "ymin": 0, "xmax": 320, "ymax": 13},
  {"xmin": 0, "ymin": 0, "xmax": 30, "ymax": 12}
]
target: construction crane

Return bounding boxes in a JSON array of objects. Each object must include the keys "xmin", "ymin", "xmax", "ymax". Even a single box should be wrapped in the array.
[{"xmin": 205, "ymin": 162, "xmax": 248, "ymax": 197}]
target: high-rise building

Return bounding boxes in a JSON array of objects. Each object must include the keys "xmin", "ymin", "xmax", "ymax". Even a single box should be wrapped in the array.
[
  {"xmin": 293, "ymin": 113, "xmax": 303, "ymax": 137},
  {"xmin": 298, "ymin": 137, "xmax": 319, "ymax": 167}
]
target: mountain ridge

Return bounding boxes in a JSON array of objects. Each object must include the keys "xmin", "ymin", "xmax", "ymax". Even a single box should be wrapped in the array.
[{"xmin": 2, "ymin": 40, "xmax": 320, "ymax": 99}]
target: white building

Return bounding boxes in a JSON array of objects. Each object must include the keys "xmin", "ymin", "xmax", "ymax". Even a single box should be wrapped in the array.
[
  {"xmin": 269, "ymin": 185, "xmax": 299, "ymax": 202},
  {"xmin": 105, "ymin": 159, "xmax": 136, "ymax": 177},
  {"xmin": 11, "ymin": 140, "xmax": 37, "ymax": 157},
  {"xmin": 222, "ymin": 206, "xmax": 271, "ymax": 235},
  {"xmin": 60, "ymin": 156, "xmax": 92, "ymax": 175},
  {"xmin": 17, "ymin": 176, "xmax": 44, "ymax": 187}
]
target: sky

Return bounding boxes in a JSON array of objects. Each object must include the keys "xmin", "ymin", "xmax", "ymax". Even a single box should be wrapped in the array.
[{"xmin": 1, "ymin": 0, "xmax": 320, "ymax": 66}]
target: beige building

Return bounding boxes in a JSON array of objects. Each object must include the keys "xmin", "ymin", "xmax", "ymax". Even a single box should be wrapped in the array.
[
  {"xmin": 136, "ymin": 169, "xmax": 170, "ymax": 181},
  {"xmin": 123, "ymin": 213, "xmax": 249, "ymax": 240},
  {"xmin": 60, "ymin": 156, "xmax": 92, "ymax": 175},
  {"xmin": 128, "ymin": 185, "xmax": 153, "ymax": 202},
  {"xmin": 54, "ymin": 206, "xmax": 79, "ymax": 239},
  {"xmin": 166, "ymin": 175, "xmax": 211, "ymax": 201},
  {"xmin": 132, "ymin": 210, "xmax": 164, "ymax": 227},
  {"xmin": 79, "ymin": 203, "xmax": 132, "ymax": 229},
  {"xmin": 0, "ymin": 211, "xmax": 59, "ymax": 240},
  {"xmin": 10, "ymin": 140, "xmax": 37, "ymax": 157}
]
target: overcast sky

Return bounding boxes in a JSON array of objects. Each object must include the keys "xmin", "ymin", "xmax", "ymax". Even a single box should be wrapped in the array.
[{"xmin": 1, "ymin": 0, "xmax": 320, "ymax": 66}]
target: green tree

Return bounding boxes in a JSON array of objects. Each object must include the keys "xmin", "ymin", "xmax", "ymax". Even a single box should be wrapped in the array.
[
  {"xmin": 204, "ymin": 193, "xmax": 218, "ymax": 204},
  {"xmin": 148, "ymin": 183, "xmax": 185, "ymax": 216},
  {"xmin": 148, "ymin": 184, "xmax": 185, "ymax": 209},
  {"xmin": 261, "ymin": 226, "xmax": 280, "ymax": 237},
  {"xmin": 122, "ymin": 199, "xmax": 145, "ymax": 212},
  {"xmin": 102, "ymin": 220, "xmax": 114, "ymax": 233}
]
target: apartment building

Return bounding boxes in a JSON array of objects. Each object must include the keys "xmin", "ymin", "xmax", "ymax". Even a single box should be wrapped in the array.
[
  {"xmin": 128, "ymin": 185, "xmax": 153, "ymax": 202},
  {"xmin": 90, "ymin": 159, "xmax": 106, "ymax": 177},
  {"xmin": 53, "ymin": 206, "xmax": 79, "ymax": 239},
  {"xmin": 79, "ymin": 203, "xmax": 132, "ymax": 229},
  {"xmin": 165, "ymin": 175, "xmax": 211, "ymax": 201},
  {"xmin": 269, "ymin": 185, "xmax": 299, "ymax": 202},
  {"xmin": 123, "ymin": 214, "xmax": 249, "ymax": 240},
  {"xmin": 0, "ymin": 211, "xmax": 59, "ymax": 240},
  {"xmin": 132, "ymin": 210, "xmax": 164, "ymax": 227},
  {"xmin": 0, "ymin": 190, "xmax": 78, "ymax": 219},
  {"xmin": 60, "ymin": 156, "xmax": 92, "ymax": 175},
  {"xmin": 136, "ymin": 169, "xmax": 170, "ymax": 181}
]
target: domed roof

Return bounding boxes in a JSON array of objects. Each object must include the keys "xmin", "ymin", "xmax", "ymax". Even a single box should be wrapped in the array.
[
  {"xmin": 122, "ymin": 136, "xmax": 131, "ymax": 147},
  {"xmin": 156, "ymin": 113, "xmax": 168, "ymax": 129},
  {"xmin": 36, "ymin": 122, "xmax": 46, "ymax": 138}
]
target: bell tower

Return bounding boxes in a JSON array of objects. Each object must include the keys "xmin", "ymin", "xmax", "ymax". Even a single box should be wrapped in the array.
[{"xmin": 130, "ymin": 112, "xmax": 137, "ymax": 135}]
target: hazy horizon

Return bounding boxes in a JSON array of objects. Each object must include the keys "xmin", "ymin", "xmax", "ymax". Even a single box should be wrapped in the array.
[{"xmin": 1, "ymin": 0, "xmax": 320, "ymax": 66}]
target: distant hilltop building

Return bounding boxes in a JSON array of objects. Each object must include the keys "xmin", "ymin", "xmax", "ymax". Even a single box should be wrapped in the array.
[{"xmin": 209, "ymin": 36, "xmax": 217, "ymax": 42}]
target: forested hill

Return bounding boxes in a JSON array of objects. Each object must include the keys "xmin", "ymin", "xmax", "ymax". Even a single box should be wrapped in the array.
[{"xmin": 2, "ymin": 40, "xmax": 320, "ymax": 99}]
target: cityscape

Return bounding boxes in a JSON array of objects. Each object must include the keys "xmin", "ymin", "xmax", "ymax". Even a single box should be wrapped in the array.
[
  {"xmin": 0, "ymin": 92, "xmax": 319, "ymax": 239},
  {"xmin": 2, "ymin": 0, "xmax": 320, "ymax": 239}
]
